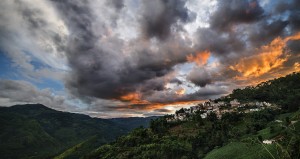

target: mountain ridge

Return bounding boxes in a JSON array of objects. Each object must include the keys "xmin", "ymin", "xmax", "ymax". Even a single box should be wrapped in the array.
[{"xmin": 0, "ymin": 104, "xmax": 157, "ymax": 159}]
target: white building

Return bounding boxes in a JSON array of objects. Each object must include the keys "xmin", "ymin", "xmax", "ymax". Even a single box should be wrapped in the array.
[
  {"xmin": 250, "ymin": 108, "xmax": 259, "ymax": 112},
  {"xmin": 263, "ymin": 140, "xmax": 275, "ymax": 144},
  {"xmin": 230, "ymin": 99, "xmax": 240, "ymax": 107},
  {"xmin": 201, "ymin": 113, "xmax": 207, "ymax": 119},
  {"xmin": 218, "ymin": 101, "xmax": 225, "ymax": 105}
]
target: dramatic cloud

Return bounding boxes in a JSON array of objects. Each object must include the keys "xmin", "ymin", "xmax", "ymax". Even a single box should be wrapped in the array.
[
  {"xmin": 210, "ymin": 0, "xmax": 264, "ymax": 31},
  {"xmin": 0, "ymin": 0, "xmax": 299, "ymax": 117},
  {"xmin": 141, "ymin": 0, "xmax": 195, "ymax": 40},
  {"xmin": 187, "ymin": 68, "xmax": 212, "ymax": 87},
  {"xmin": 47, "ymin": 0, "xmax": 197, "ymax": 105}
]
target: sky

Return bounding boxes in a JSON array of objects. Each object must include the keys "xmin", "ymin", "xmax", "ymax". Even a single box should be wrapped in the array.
[{"xmin": 0, "ymin": 0, "xmax": 299, "ymax": 118}]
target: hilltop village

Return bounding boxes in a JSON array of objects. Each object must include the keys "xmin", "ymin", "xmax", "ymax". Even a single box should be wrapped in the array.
[{"xmin": 167, "ymin": 99, "xmax": 278, "ymax": 122}]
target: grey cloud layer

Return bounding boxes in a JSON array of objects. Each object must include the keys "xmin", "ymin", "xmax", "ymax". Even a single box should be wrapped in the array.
[
  {"xmin": 141, "ymin": 0, "xmax": 195, "ymax": 40},
  {"xmin": 1, "ymin": 0, "xmax": 300, "ymax": 114},
  {"xmin": 0, "ymin": 80, "xmax": 68, "ymax": 110},
  {"xmin": 47, "ymin": 0, "xmax": 199, "ymax": 103}
]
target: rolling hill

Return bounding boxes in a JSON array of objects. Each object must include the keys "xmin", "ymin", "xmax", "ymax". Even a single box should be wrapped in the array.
[{"xmin": 0, "ymin": 104, "xmax": 156, "ymax": 159}]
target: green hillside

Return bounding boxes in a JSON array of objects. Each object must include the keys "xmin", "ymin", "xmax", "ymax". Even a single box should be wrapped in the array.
[
  {"xmin": 82, "ymin": 72, "xmax": 300, "ymax": 159},
  {"xmin": 86, "ymin": 109, "xmax": 300, "ymax": 159},
  {"xmin": 221, "ymin": 72, "xmax": 300, "ymax": 112},
  {"xmin": 0, "ymin": 104, "xmax": 156, "ymax": 159},
  {"xmin": 204, "ymin": 142, "xmax": 277, "ymax": 159}
]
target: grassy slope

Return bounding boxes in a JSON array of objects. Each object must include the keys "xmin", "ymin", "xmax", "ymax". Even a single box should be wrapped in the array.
[
  {"xmin": 204, "ymin": 142, "xmax": 277, "ymax": 159},
  {"xmin": 205, "ymin": 110, "xmax": 300, "ymax": 159},
  {"xmin": 54, "ymin": 135, "xmax": 111, "ymax": 159}
]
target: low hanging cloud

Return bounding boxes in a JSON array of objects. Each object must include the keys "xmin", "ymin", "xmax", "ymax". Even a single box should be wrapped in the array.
[{"xmin": 0, "ymin": 79, "xmax": 68, "ymax": 110}]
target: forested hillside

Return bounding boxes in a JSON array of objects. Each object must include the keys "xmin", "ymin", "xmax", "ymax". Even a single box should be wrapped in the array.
[
  {"xmin": 84, "ymin": 72, "xmax": 300, "ymax": 159},
  {"xmin": 0, "ymin": 104, "xmax": 156, "ymax": 159},
  {"xmin": 221, "ymin": 72, "xmax": 300, "ymax": 111}
]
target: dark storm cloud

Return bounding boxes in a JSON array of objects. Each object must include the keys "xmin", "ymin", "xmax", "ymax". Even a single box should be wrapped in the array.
[
  {"xmin": 273, "ymin": 0, "xmax": 300, "ymax": 15},
  {"xmin": 289, "ymin": 11, "xmax": 300, "ymax": 32},
  {"xmin": 50, "ymin": 0, "xmax": 120, "ymax": 99},
  {"xmin": 248, "ymin": 20, "xmax": 289, "ymax": 46},
  {"xmin": 50, "ymin": 0, "xmax": 141, "ymax": 100},
  {"xmin": 194, "ymin": 0, "xmax": 266, "ymax": 60},
  {"xmin": 270, "ymin": 0, "xmax": 300, "ymax": 32},
  {"xmin": 287, "ymin": 40, "xmax": 300, "ymax": 55},
  {"xmin": 48, "ymin": 0, "xmax": 194, "ymax": 102},
  {"xmin": 50, "ymin": 0, "xmax": 97, "ymax": 51},
  {"xmin": 187, "ymin": 68, "xmax": 212, "ymax": 87},
  {"xmin": 210, "ymin": 0, "xmax": 264, "ymax": 31},
  {"xmin": 196, "ymin": 27, "xmax": 245, "ymax": 56},
  {"xmin": 107, "ymin": 0, "xmax": 124, "ymax": 10},
  {"xmin": 140, "ymin": 77, "xmax": 166, "ymax": 93},
  {"xmin": 51, "ymin": 0, "xmax": 298, "ymax": 106},
  {"xmin": 141, "ymin": 0, "xmax": 195, "ymax": 40}
]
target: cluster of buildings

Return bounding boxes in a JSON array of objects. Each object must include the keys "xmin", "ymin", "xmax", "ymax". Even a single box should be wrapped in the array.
[{"xmin": 166, "ymin": 99, "xmax": 275, "ymax": 122}]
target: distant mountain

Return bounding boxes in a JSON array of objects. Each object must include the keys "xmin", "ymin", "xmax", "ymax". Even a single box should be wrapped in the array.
[{"xmin": 0, "ymin": 104, "xmax": 156, "ymax": 159}]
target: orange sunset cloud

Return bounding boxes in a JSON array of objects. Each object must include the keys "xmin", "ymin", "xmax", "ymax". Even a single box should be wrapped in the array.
[
  {"xmin": 230, "ymin": 32, "xmax": 300, "ymax": 78},
  {"xmin": 187, "ymin": 50, "xmax": 210, "ymax": 66}
]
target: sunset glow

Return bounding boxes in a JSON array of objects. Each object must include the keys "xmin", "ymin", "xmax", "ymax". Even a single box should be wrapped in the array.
[
  {"xmin": 0, "ymin": 0, "xmax": 299, "ymax": 117},
  {"xmin": 187, "ymin": 51, "xmax": 210, "ymax": 66}
]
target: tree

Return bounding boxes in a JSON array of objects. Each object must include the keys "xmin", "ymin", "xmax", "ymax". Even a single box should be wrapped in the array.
[
  {"xmin": 269, "ymin": 126, "xmax": 275, "ymax": 134},
  {"xmin": 192, "ymin": 111, "xmax": 204, "ymax": 126},
  {"xmin": 207, "ymin": 112, "xmax": 218, "ymax": 122},
  {"xmin": 285, "ymin": 117, "xmax": 290, "ymax": 126},
  {"xmin": 258, "ymin": 135, "xmax": 263, "ymax": 142}
]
